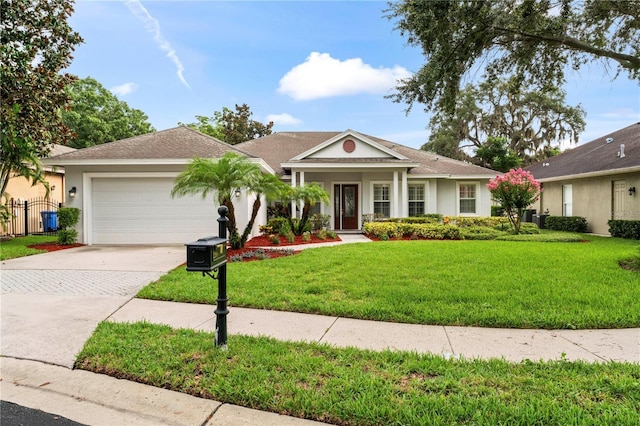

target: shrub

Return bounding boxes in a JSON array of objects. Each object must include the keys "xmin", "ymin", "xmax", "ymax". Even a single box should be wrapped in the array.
[
  {"xmin": 316, "ymin": 230, "xmax": 327, "ymax": 240},
  {"xmin": 518, "ymin": 223, "xmax": 541, "ymax": 234},
  {"xmin": 267, "ymin": 217, "xmax": 291, "ymax": 235},
  {"xmin": 57, "ymin": 207, "xmax": 80, "ymax": 229},
  {"xmin": 459, "ymin": 226, "xmax": 506, "ymax": 240},
  {"xmin": 389, "ymin": 216, "xmax": 441, "ymax": 224},
  {"xmin": 57, "ymin": 229, "xmax": 78, "ymax": 245},
  {"xmin": 491, "ymin": 206, "xmax": 505, "ymax": 217},
  {"xmin": 608, "ymin": 220, "xmax": 640, "ymax": 239},
  {"xmin": 57, "ymin": 207, "xmax": 80, "ymax": 245},
  {"xmin": 545, "ymin": 216, "xmax": 588, "ymax": 233},
  {"xmin": 302, "ymin": 231, "xmax": 311, "ymax": 242},
  {"xmin": 326, "ymin": 230, "xmax": 337, "ymax": 239},
  {"xmin": 286, "ymin": 232, "xmax": 295, "ymax": 243},
  {"xmin": 363, "ymin": 222, "xmax": 462, "ymax": 240},
  {"xmin": 446, "ymin": 216, "xmax": 510, "ymax": 228},
  {"xmin": 309, "ymin": 214, "xmax": 331, "ymax": 231},
  {"xmin": 269, "ymin": 234, "xmax": 281, "ymax": 245}
]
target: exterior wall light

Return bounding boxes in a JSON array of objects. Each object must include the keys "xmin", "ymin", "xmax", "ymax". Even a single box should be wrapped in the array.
[
  {"xmin": 235, "ymin": 189, "xmax": 241, "ymax": 198},
  {"xmin": 629, "ymin": 187, "xmax": 636, "ymax": 196},
  {"xmin": 69, "ymin": 186, "xmax": 77, "ymax": 198}
]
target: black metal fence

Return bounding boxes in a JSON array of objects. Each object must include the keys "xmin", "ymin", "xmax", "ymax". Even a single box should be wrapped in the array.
[{"xmin": 3, "ymin": 197, "xmax": 62, "ymax": 237}]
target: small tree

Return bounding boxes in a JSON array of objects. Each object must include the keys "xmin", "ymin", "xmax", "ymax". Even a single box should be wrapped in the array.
[
  {"xmin": 487, "ymin": 169, "xmax": 541, "ymax": 234},
  {"xmin": 283, "ymin": 183, "xmax": 331, "ymax": 235}
]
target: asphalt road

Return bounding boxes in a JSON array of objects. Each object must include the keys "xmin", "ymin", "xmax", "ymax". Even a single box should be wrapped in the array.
[{"xmin": 0, "ymin": 400, "xmax": 86, "ymax": 426}]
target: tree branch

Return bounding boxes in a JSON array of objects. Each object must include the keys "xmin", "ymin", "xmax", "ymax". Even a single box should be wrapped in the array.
[{"xmin": 493, "ymin": 26, "xmax": 640, "ymax": 70}]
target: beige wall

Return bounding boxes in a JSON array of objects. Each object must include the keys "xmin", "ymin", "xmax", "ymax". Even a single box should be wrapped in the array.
[
  {"xmin": 537, "ymin": 172, "xmax": 640, "ymax": 235},
  {"xmin": 4, "ymin": 170, "xmax": 66, "ymax": 203}
]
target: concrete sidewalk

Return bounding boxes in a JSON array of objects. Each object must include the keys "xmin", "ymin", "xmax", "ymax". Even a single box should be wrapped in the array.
[{"xmin": 109, "ymin": 299, "xmax": 640, "ymax": 364}]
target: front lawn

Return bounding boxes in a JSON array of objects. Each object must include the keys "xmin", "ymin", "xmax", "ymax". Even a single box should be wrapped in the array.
[
  {"xmin": 77, "ymin": 321, "xmax": 640, "ymax": 426},
  {"xmin": 138, "ymin": 235, "xmax": 640, "ymax": 329},
  {"xmin": 0, "ymin": 235, "xmax": 57, "ymax": 260}
]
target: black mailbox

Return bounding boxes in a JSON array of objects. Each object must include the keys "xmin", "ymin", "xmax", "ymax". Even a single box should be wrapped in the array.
[{"xmin": 186, "ymin": 236, "xmax": 227, "ymax": 272}]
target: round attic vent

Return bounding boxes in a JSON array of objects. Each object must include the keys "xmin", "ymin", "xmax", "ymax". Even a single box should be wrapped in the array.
[{"xmin": 343, "ymin": 139, "xmax": 355, "ymax": 153}]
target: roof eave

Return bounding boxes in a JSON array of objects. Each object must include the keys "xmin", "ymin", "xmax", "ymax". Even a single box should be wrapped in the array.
[
  {"xmin": 42, "ymin": 158, "xmax": 198, "ymax": 166},
  {"xmin": 281, "ymin": 162, "xmax": 420, "ymax": 169},
  {"xmin": 537, "ymin": 165, "xmax": 640, "ymax": 182}
]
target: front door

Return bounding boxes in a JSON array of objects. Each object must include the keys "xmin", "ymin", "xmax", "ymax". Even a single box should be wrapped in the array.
[
  {"xmin": 334, "ymin": 184, "xmax": 358, "ymax": 230},
  {"xmin": 613, "ymin": 180, "xmax": 626, "ymax": 220}
]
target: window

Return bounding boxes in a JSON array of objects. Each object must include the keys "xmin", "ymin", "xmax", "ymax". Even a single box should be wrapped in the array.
[
  {"xmin": 373, "ymin": 183, "xmax": 390, "ymax": 218},
  {"xmin": 459, "ymin": 184, "xmax": 477, "ymax": 214},
  {"xmin": 408, "ymin": 184, "xmax": 425, "ymax": 216},
  {"xmin": 563, "ymin": 184, "xmax": 573, "ymax": 216}
]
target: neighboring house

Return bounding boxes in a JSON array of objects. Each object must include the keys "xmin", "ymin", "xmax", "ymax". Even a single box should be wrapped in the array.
[
  {"xmin": 526, "ymin": 122, "xmax": 640, "ymax": 235},
  {"xmin": 3, "ymin": 144, "xmax": 77, "ymax": 236},
  {"xmin": 4, "ymin": 144, "xmax": 76, "ymax": 203},
  {"xmin": 45, "ymin": 126, "xmax": 497, "ymax": 245}
]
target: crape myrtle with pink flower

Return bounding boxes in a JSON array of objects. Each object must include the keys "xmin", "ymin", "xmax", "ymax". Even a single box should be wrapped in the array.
[{"xmin": 487, "ymin": 168, "xmax": 542, "ymax": 234}]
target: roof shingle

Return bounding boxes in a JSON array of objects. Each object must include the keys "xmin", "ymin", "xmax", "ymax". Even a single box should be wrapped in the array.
[
  {"xmin": 48, "ymin": 126, "xmax": 247, "ymax": 161},
  {"xmin": 526, "ymin": 122, "xmax": 640, "ymax": 180}
]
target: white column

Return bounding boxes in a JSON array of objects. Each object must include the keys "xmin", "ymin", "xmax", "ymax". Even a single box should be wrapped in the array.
[
  {"xmin": 291, "ymin": 170, "xmax": 297, "ymax": 218},
  {"xmin": 393, "ymin": 171, "xmax": 399, "ymax": 218},
  {"xmin": 299, "ymin": 171, "xmax": 305, "ymax": 215},
  {"xmin": 401, "ymin": 170, "xmax": 408, "ymax": 217}
]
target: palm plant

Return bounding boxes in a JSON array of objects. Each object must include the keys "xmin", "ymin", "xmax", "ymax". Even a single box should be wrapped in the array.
[
  {"xmin": 242, "ymin": 173, "xmax": 289, "ymax": 247},
  {"xmin": 284, "ymin": 183, "xmax": 330, "ymax": 235},
  {"xmin": 171, "ymin": 152, "xmax": 261, "ymax": 248}
]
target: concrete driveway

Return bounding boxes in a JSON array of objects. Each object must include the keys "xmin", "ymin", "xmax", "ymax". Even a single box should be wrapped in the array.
[{"xmin": 1, "ymin": 245, "xmax": 185, "ymax": 368}]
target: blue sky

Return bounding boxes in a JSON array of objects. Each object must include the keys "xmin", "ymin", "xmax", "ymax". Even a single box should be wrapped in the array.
[{"xmin": 66, "ymin": 0, "xmax": 639, "ymax": 150}]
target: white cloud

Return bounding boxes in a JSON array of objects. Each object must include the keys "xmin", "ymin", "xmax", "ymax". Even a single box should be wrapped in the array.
[
  {"xmin": 266, "ymin": 113, "xmax": 302, "ymax": 126},
  {"xmin": 278, "ymin": 52, "xmax": 411, "ymax": 101},
  {"xmin": 125, "ymin": 0, "xmax": 190, "ymax": 89},
  {"xmin": 110, "ymin": 82, "xmax": 138, "ymax": 96}
]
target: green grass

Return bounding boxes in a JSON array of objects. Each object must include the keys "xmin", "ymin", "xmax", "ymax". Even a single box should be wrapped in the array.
[
  {"xmin": 0, "ymin": 235, "xmax": 57, "ymax": 260},
  {"xmin": 77, "ymin": 321, "xmax": 640, "ymax": 426},
  {"xmin": 138, "ymin": 235, "xmax": 640, "ymax": 329}
]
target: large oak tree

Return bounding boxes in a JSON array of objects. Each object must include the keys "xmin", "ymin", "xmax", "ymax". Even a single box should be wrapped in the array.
[
  {"xmin": 385, "ymin": 0, "xmax": 640, "ymax": 114},
  {"xmin": 423, "ymin": 77, "xmax": 586, "ymax": 165}
]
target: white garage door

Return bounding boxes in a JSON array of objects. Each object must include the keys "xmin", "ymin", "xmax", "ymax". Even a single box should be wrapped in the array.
[{"xmin": 92, "ymin": 178, "xmax": 218, "ymax": 244}]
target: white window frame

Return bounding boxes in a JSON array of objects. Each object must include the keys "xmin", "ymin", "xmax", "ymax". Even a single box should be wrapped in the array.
[
  {"xmin": 457, "ymin": 182, "xmax": 480, "ymax": 216},
  {"xmin": 371, "ymin": 182, "xmax": 392, "ymax": 219},
  {"xmin": 408, "ymin": 183, "xmax": 426, "ymax": 217}
]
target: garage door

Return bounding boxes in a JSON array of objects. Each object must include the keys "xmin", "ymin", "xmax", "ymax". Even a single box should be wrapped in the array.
[{"xmin": 92, "ymin": 178, "xmax": 218, "ymax": 244}]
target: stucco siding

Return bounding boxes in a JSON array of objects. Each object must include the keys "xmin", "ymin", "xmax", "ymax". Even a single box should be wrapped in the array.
[{"xmin": 539, "ymin": 172, "xmax": 640, "ymax": 235}]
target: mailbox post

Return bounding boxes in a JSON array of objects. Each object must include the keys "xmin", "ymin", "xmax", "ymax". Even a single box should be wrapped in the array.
[{"xmin": 185, "ymin": 205, "xmax": 229, "ymax": 348}]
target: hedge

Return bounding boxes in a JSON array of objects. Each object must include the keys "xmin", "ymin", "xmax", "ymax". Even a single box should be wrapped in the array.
[
  {"xmin": 363, "ymin": 222, "xmax": 462, "ymax": 240},
  {"xmin": 608, "ymin": 220, "xmax": 640, "ymax": 239},
  {"xmin": 545, "ymin": 216, "xmax": 588, "ymax": 233},
  {"xmin": 444, "ymin": 216, "xmax": 510, "ymax": 228}
]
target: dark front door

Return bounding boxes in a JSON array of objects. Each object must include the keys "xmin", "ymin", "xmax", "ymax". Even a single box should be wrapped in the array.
[{"xmin": 334, "ymin": 184, "xmax": 358, "ymax": 230}]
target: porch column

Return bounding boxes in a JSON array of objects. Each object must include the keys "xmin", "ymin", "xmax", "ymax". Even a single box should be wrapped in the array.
[
  {"xmin": 393, "ymin": 171, "xmax": 399, "ymax": 218},
  {"xmin": 291, "ymin": 170, "xmax": 297, "ymax": 218},
  {"xmin": 401, "ymin": 170, "xmax": 408, "ymax": 217},
  {"xmin": 299, "ymin": 171, "xmax": 305, "ymax": 215}
]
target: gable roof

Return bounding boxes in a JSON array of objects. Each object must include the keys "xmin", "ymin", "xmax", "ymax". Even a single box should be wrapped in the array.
[
  {"xmin": 44, "ymin": 126, "xmax": 249, "ymax": 165},
  {"xmin": 235, "ymin": 130, "xmax": 496, "ymax": 178},
  {"xmin": 526, "ymin": 122, "xmax": 640, "ymax": 181}
]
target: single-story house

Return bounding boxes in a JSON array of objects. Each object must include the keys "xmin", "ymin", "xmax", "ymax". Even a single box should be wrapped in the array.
[
  {"xmin": 526, "ymin": 122, "xmax": 640, "ymax": 235},
  {"xmin": 45, "ymin": 126, "xmax": 497, "ymax": 245}
]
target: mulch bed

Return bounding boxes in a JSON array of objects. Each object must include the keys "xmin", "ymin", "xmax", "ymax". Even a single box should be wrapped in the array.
[
  {"xmin": 28, "ymin": 242, "xmax": 85, "ymax": 252},
  {"xmin": 227, "ymin": 233, "xmax": 341, "ymax": 262}
]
